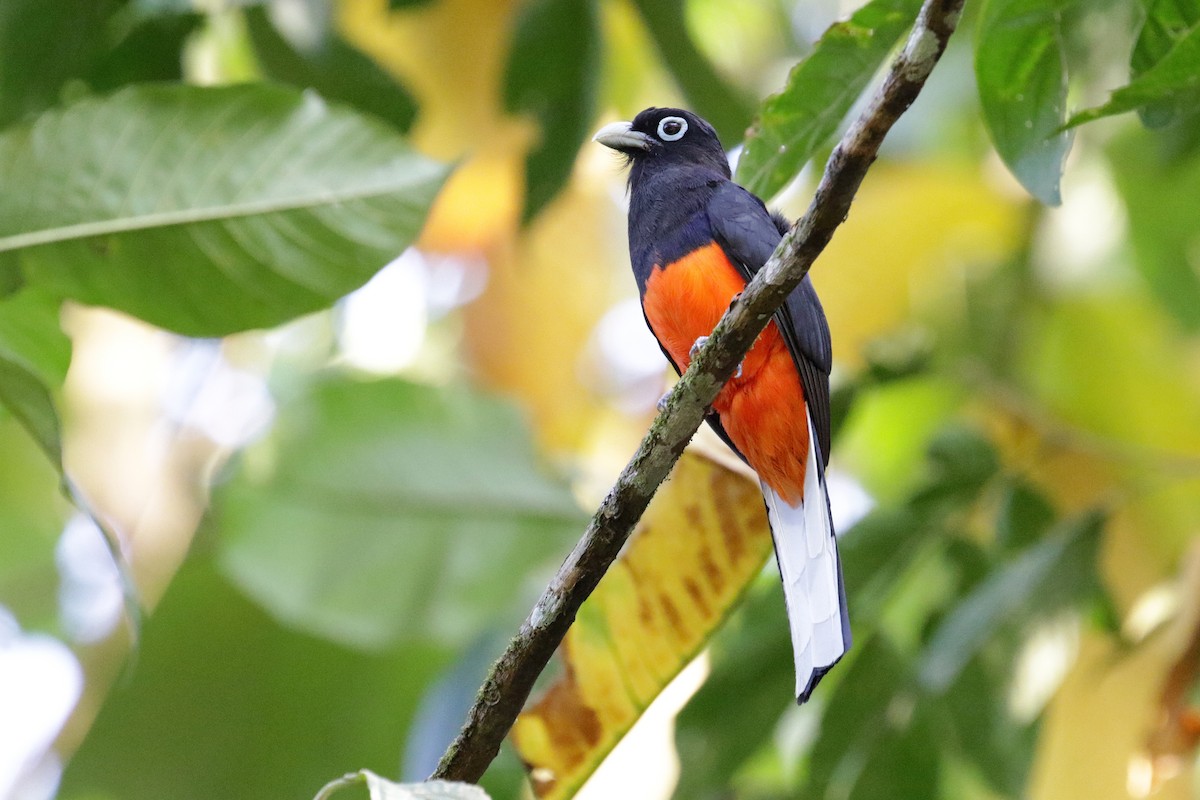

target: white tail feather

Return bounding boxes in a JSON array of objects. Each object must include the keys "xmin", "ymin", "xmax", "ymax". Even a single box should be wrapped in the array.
[{"xmin": 761, "ymin": 411, "xmax": 850, "ymax": 703}]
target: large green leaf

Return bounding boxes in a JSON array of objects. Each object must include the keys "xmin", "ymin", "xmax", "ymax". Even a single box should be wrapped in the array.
[
  {"xmin": 736, "ymin": 0, "xmax": 924, "ymax": 199},
  {"xmin": 245, "ymin": 6, "xmax": 418, "ymax": 133},
  {"xmin": 919, "ymin": 510, "xmax": 1106, "ymax": 691},
  {"xmin": 503, "ymin": 0, "xmax": 601, "ymax": 221},
  {"xmin": 1067, "ymin": 17, "xmax": 1200, "ymax": 128},
  {"xmin": 212, "ymin": 376, "xmax": 585, "ymax": 650},
  {"xmin": 975, "ymin": 0, "xmax": 1073, "ymax": 205},
  {"xmin": 59, "ymin": 556, "xmax": 451, "ymax": 800},
  {"xmin": 0, "ymin": 84, "xmax": 449, "ymax": 336}
]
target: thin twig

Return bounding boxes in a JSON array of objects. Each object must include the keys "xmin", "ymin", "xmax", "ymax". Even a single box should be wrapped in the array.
[{"xmin": 430, "ymin": 0, "xmax": 966, "ymax": 782}]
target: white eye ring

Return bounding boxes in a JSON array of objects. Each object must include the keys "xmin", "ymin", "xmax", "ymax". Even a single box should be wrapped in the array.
[{"xmin": 657, "ymin": 116, "xmax": 688, "ymax": 141}]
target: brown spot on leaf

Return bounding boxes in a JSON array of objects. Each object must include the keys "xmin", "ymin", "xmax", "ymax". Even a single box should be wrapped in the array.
[
  {"xmin": 683, "ymin": 577, "xmax": 711, "ymax": 618},
  {"xmin": 698, "ymin": 544, "xmax": 725, "ymax": 594},
  {"xmin": 659, "ymin": 593, "xmax": 686, "ymax": 639}
]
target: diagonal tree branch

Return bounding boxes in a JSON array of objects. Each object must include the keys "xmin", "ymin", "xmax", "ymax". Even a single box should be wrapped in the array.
[{"xmin": 430, "ymin": 0, "xmax": 966, "ymax": 783}]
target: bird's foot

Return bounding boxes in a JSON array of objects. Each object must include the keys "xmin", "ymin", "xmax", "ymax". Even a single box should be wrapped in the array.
[
  {"xmin": 656, "ymin": 390, "xmax": 671, "ymax": 412},
  {"xmin": 690, "ymin": 336, "xmax": 743, "ymax": 379}
]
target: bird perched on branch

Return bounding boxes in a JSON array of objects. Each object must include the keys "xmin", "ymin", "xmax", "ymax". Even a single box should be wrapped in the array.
[{"xmin": 594, "ymin": 108, "xmax": 850, "ymax": 702}]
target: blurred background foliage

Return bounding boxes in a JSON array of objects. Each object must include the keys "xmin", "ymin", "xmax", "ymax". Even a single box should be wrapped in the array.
[{"xmin": 0, "ymin": 0, "xmax": 1199, "ymax": 799}]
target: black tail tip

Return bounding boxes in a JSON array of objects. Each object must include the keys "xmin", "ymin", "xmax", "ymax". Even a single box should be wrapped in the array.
[{"xmin": 795, "ymin": 647, "xmax": 851, "ymax": 705}]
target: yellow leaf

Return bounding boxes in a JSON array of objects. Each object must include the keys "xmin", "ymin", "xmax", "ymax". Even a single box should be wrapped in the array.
[
  {"xmin": 511, "ymin": 448, "xmax": 773, "ymax": 799},
  {"xmin": 1030, "ymin": 546, "xmax": 1200, "ymax": 800},
  {"xmin": 1022, "ymin": 296, "xmax": 1200, "ymax": 459},
  {"xmin": 337, "ymin": 0, "xmax": 532, "ymax": 251},
  {"xmin": 340, "ymin": 0, "xmax": 632, "ymax": 452},
  {"xmin": 461, "ymin": 172, "xmax": 631, "ymax": 453}
]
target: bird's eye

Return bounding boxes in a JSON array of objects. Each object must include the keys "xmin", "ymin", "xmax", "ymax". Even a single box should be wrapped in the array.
[{"xmin": 657, "ymin": 116, "xmax": 688, "ymax": 141}]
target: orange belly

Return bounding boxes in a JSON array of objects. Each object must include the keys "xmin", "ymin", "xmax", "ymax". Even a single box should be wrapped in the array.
[{"xmin": 642, "ymin": 242, "xmax": 810, "ymax": 504}]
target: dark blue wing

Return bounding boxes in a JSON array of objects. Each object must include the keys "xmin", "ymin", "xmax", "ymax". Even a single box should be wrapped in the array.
[{"xmin": 706, "ymin": 181, "xmax": 833, "ymax": 466}]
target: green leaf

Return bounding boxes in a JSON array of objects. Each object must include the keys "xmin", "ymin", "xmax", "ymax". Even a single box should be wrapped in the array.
[
  {"xmin": 0, "ymin": 84, "xmax": 449, "ymax": 336},
  {"xmin": 0, "ymin": 0, "xmax": 121, "ymax": 128},
  {"xmin": 1130, "ymin": 0, "xmax": 1200, "ymax": 127},
  {"xmin": 994, "ymin": 478, "xmax": 1056, "ymax": 553},
  {"xmin": 316, "ymin": 772, "xmax": 492, "ymax": 800},
  {"xmin": 213, "ymin": 376, "xmax": 585, "ymax": 650},
  {"xmin": 245, "ymin": 6, "xmax": 418, "ymax": 133},
  {"xmin": 628, "ymin": 0, "xmax": 754, "ymax": 147},
  {"xmin": 1104, "ymin": 130, "xmax": 1200, "ymax": 331},
  {"xmin": 836, "ymin": 376, "xmax": 964, "ymax": 503},
  {"xmin": 0, "ymin": 414, "xmax": 73, "ymax": 628},
  {"xmin": 1068, "ymin": 19, "xmax": 1200, "ymax": 128},
  {"xmin": 1134, "ymin": 0, "xmax": 1199, "ymax": 71},
  {"xmin": 940, "ymin": 653, "xmax": 1038, "ymax": 795},
  {"xmin": 736, "ymin": 0, "xmax": 924, "ymax": 198},
  {"xmin": 0, "ymin": 286, "xmax": 68, "ymax": 470},
  {"xmin": 918, "ymin": 509, "xmax": 1106, "ymax": 691},
  {"xmin": 803, "ymin": 635, "xmax": 940, "ymax": 800},
  {"xmin": 132, "ymin": 0, "xmax": 205, "ymax": 13},
  {"xmin": 841, "ymin": 507, "xmax": 939, "ymax": 624},
  {"xmin": 0, "ymin": 1, "xmax": 198, "ymax": 129},
  {"xmin": 843, "ymin": 705, "xmax": 941, "ymax": 800},
  {"xmin": 975, "ymin": 0, "xmax": 1073, "ymax": 205},
  {"xmin": 59, "ymin": 556, "xmax": 452, "ymax": 800},
  {"xmin": 503, "ymin": 0, "xmax": 601, "ymax": 221},
  {"xmin": 87, "ymin": 10, "xmax": 201, "ymax": 92},
  {"xmin": 0, "ymin": 353, "xmax": 62, "ymax": 467},
  {"xmin": 672, "ymin": 581, "xmax": 793, "ymax": 799},
  {"xmin": 0, "ymin": 288, "xmax": 70, "ymax": 387},
  {"xmin": 908, "ymin": 425, "xmax": 1000, "ymax": 515}
]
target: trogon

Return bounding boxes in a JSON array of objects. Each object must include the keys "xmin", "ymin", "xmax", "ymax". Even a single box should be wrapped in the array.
[{"xmin": 594, "ymin": 107, "xmax": 850, "ymax": 702}]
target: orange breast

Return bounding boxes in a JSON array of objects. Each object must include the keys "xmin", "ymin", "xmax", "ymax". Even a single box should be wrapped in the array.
[{"xmin": 642, "ymin": 242, "xmax": 810, "ymax": 504}]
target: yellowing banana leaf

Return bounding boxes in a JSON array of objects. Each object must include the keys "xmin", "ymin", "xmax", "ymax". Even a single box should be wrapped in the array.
[{"xmin": 511, "ymin": 448, "xmax": 773, "ymax": 799}]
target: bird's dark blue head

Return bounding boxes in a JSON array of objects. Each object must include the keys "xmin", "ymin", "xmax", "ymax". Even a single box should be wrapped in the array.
[{"xmin": 593, "ymin": 107, "xmax": 731, "ymax": 189}]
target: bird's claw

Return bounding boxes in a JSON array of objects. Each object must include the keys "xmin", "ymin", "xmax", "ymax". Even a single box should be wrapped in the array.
[
  {"xmin": 656, "ymin": 391, "xmax": 671, "ymax": 412},
  {"xmin": 690, "ymin": 336, "xmax": 743, "ymax": 379}
]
